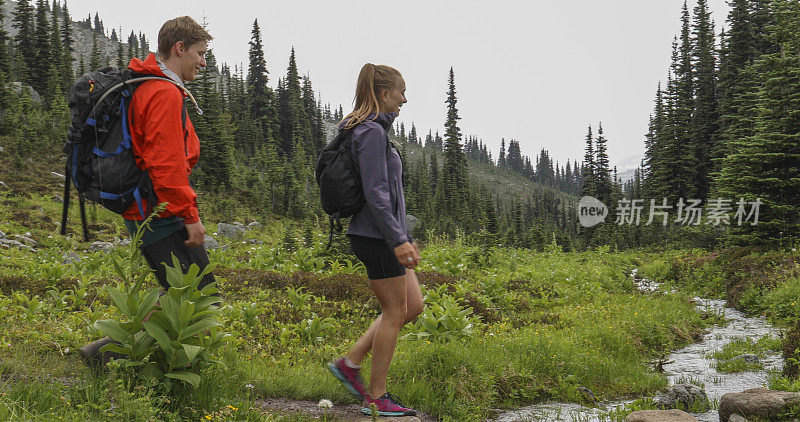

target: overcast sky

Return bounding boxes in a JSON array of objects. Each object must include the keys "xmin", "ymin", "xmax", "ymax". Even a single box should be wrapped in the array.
[{"xmin": 60, "ymin": 0, "xmax": 730, "ymax": 170}]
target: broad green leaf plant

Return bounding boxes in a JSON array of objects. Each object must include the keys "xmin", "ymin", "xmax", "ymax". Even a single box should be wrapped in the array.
[{"xmin": 93, "ymin": 205, "xmax": 231, "ymax": 390}]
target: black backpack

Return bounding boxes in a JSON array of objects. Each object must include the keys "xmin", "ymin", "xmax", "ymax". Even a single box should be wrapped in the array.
[
  {"xmin": 315, "ymin": 124, "xmax": 393, "ymax": 247},
  {"xmin": 60, "ymin": 66, "xmax": 198, "ymax": 240}
]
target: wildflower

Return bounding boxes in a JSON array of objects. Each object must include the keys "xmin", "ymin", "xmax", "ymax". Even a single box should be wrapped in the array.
[
  {"xmin": 227, "ymin": 405, "xmax": 238, "ymax": 411},
  {"xmin": 245, "ymin": 384, "xmax": 254, "ymax": 389},
  {"xmin": 318, "ymin": 399, "xmax": 333, "ymax": 408},
  {"xmin": 205, "ymin": 416, "xmax": 212, "ymax": 420}
]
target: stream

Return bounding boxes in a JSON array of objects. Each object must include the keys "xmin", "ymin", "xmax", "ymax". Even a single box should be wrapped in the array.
[{"xmin": 493, "ymin": 270, "xmax": 784, "ymax": 422}]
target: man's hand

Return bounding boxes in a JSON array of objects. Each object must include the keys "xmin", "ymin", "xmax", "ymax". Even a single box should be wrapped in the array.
[
  {"xmin": 394, "ymin": 241, "xmax": 421, "ymax": 269},
  {"xmin": 185, "ymin": 221, "xmax": 206, "ymax": 248}
]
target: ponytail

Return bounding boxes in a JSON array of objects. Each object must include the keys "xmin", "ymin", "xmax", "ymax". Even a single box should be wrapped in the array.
[{"xmin": 341, "ymin": 63, "xmax": 403, "ymax": 130}]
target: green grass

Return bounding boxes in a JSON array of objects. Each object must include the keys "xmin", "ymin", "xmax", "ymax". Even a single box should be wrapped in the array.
[{"xmin": 706, "ymin": 336, "xmax": 781, "ymax": 373}]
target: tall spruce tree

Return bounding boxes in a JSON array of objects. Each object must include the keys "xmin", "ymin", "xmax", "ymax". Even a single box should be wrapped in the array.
[
  {"xmin": 594, "ymin": 123, "xmax": 613, "ymax": 205},
  {"xmin": 435, "ymin": 67, "xmax": 468, "ymax": 229},
  {"xmin": 0, "ymin": 0, "xmax": 9, "ymax": 76},
  {"xmin": 246, "ymin": 19, "xmax": 276, "ymax": 149},
  {"xmin": 88, "ymin": 31, "xmax": 101, "ymax": 70},
  {"xmin": 715, "ymin": 0, "xmax": 800, "ymax": 244},
  {"xmin": 60, "ymin": 0, "xmax": 73, "ymax": 84},
  {"xmin": 689, "ymin": 0, "xmax": 719, "ymax": 200},
  {"xmin": 46, "ymin": 1, "xmax": 63, "ymax": 100},
  {"xmin": 12, "ymin": 0, "xmax": 35, "ymax": 83},
  {"xmin": 581, "ymin": 125, "xmax": 595, "ymax": 197},
  {"xmin": 30, "ymin": 0, "xmax": 50, "ymax": 94},
  {"xmin": 278, "ymin": 47, "xmax": 310, "ymax": 157}
]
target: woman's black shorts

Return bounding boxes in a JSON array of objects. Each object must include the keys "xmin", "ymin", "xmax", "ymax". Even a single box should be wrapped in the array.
[{"xmin": 348, "ymin": 234, "xmax": 406, "ymax": 280}]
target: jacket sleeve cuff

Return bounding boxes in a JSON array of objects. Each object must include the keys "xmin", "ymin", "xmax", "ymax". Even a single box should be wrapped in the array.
[
  {"xmin": 182, "ymin": 215, "xmax": 200, "ymax": 224},
  {"xmin": 387, "ymin": 235, "xmax": 409, "ymax": 250}
]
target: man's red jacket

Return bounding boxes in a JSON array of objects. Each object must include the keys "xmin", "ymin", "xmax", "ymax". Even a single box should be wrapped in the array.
[{"xmin": 122, "ymin": 53, "xmax": 200, "ymax": 224}]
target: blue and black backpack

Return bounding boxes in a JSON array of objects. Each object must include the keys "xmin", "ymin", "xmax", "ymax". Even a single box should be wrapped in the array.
[{"xmin": 60, "ymin": 66, "xmax": 199, "ymax": 240}]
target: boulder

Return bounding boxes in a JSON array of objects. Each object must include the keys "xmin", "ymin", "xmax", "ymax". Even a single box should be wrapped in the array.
[
  {"xmin": 203, "ymin": 235, "xmax": 220, "ymax": 250},
  {"xmin": 90, "ymin": 241, "xmax": 115, "ymax": 252},
  {"xmin": 653, "ymin": 384, "xmax": 709, "ymax": 411},
  {"xmin": 730, "ymin": 353, "xmax": 760, "ymax": 365},
  {"xmin": 625, "ymin": 409, "xmax": 698, "ymax": 422},
  {"xmin": 718, "ymin": 388, "xmax": 800, "ymax": 421},
  {"xmin": 247, "ymin": 221, "xmax": 262, "ymax": 230},
  {"xmin": 406, "ymin": 214, "xmax": 421, "ymax": 232},
  {"xmin": 217, "ymin": 223, "xmax": 245, "ymax": 238},
  {"xmin": 0, "ymin": 238, "xmax": 24, "ymax": 248},
  {"xmin": 728, "ymin": 415, "xmax": 747, "ymax": 422}
]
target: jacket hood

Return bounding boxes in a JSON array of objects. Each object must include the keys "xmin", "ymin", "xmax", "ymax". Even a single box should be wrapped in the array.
[
  {"xmin": 338, "ymin": 112, "xmax": 397, "ymax": 131},
  {"xmin": 128, "ymin": 53, "xmax": 168, "ymax": 77}
]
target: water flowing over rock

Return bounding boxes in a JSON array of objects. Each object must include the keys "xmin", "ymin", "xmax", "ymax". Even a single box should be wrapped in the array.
[
  {"xmin": 653, "ymin": 384, "xmax": 709, "ymax": 411},
  {"xmin": 625, "ymin": 409, "xmax": 698, "ymax": 421},
  {"xmin": 217, "ymin": 223, "xmax": 245, "ymax": 238},
  {"xmin": 718, "ymin": 388, "xmax": 800, "ymax": 422}
]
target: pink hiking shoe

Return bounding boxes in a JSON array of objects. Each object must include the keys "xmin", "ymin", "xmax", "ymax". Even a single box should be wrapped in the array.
[
  {"xmin": 361, "ymin": 392, "xmax": 417, "ymax": 417},
  {"xmin": 327, "ymin": 357, "xmax": 367, "ymax": 400}
]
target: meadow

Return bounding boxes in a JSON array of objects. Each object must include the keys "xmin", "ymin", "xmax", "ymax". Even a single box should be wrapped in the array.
[{"xmin": 0, "ymin": 188, "xmax": 735, "ymax": 421}]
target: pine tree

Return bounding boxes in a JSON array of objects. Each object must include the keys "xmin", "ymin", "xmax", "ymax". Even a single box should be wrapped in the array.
[
  {"xmin": 594, "ymin": 123, "xmax": 613, "ymax": 204},
  {"xmin": 246, "ymin": 19, "xmax": 276, "ymax": 150},
  {"xmin": 12, "ymin": 0, "xmax": 35, "ymax": 83},
  {"xmin": 301, "ymin": 75, "xmax": 325, "ymax": 155},
  {"xmin": 689, "ymin": 0, "xmax": 719, "ymax": 200},
  {"xmin": 715, "ymin": 0, "xmax": 800, "ymax": 244},
  {"xmin": 46, "ymin": 0, "xmax": 64, "ymax": 101},
  {"xmin": 498, "ymin": 138, "xmax": 507, "ymax": 169},
  {"xmin": 0, "ymin": 0, "xmax": 9, "ymax": 77},
  {"xmin": 88, "ymin": 31, "xmax": 101, "ymax": 70},
  {"xmin": 30, "ymin": 0, "xmax": 50, "ymax": 94},
  {"xmin": 189, "ymin": 49, "xmax": 234, "ymax": 188},
  {"xmin": 138, "ymin": 32, "xmax": 148, "ymax": 53},
  {"xmin": 127, "ymin": 31, "xmax": 138, "ymax": 60},
  {"xmin": 581, "ymin": 125, "xmax": 595, "ymax": 197},
  {"xmin": 93, "ymin": 12, "xmax": 103, "ymax": 35},
  {"xmin": 435, "ymin": 67, "xmax": 468, "ymax": 229},
  {"xmin": 110, "ymin": 28, "xmax": 117, "ymax": 42},
  {"xmin": 278, "ymin": 47, "xmax": 310, "ymax": 157},
  {"xmin": 60, "ymin": 0, "xmax": 73, "ymax": 84}
]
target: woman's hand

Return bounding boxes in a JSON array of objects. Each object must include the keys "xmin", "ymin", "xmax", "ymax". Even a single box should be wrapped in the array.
[{"xmin": 394, "ymin": 241, "xmax": 420, "ymax": 269}]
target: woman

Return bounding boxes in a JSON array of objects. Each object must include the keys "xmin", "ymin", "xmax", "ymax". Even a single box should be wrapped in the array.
[{"xmin": 327, "ymin": 63, "xmax": 424, "ymax": 417}]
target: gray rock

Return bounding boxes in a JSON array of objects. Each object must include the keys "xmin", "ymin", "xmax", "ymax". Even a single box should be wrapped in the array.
[
  {"xmin": 728, "ymin": 415, "xmax": 748, "ymax": 422},
  {"xmin": 625, "ymin": 409, "xmax": 698, "ymax": 422},
  {"xmin": 247, "ymin": 221, "xmax": 262, "ymax": 230},
  {"xmin": 12, "ymin": 235, "xmax": 37, "ymax": 247},
  {"xmin": 0, "ymin": 238, "xmax": 23, "ymax": 248},
  {"xmin": 51, "ymin": 195, "xmax": 64, "ymax": 203},
  {"xmin": 89, "ymin": 241, "xmax": 115, "ymax": 252},
  {"xmin": 731, "ymin": 353, "xmax": 760, "ymax": 365},
  {"xmin": 0, "ymin": 181, "xmax": 6, "ymax": 188},
  {"xmin": 653, "ymin": 383, "xmax": 709, "ymax": 411},
  {"xmin": 62, "ymin": 252, "xmax": 82, "ymax": 264},
  {"xmin": 51, "ymin": 171, "xmax": 65, "ymax": 180},
  {"xmin": 232, "ymin": 222, "xmax": 245, "ymax": 229},
  {"xmin": 578, "ymin": 386, "xmax": 596, "ymax": 403},
  {"xmin": 217, "ymin": 223, "xmax": 245, "ymax": 238},
  {"xmin": 719, "ymin": 388, "xmax": 800, "ymax": 421},
  {"xmin": 7, "ymin": 82, "xmax": 42, "ymax": 104},
  {"xmin": 0, "ymin": 229, "xmax": 5, "ymax": 239},
  {"xmin": 203, "ymin": 235, "xmax": 220, "ymax": 250},
  {"xmin": 406, "ymin": 214, "xmax": 421, "ymax": 232}
]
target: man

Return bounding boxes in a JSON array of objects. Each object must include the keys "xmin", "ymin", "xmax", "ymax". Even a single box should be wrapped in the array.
[{"xmin": 79, "ymin": 16, "xmax": 215, "ymax": 366}]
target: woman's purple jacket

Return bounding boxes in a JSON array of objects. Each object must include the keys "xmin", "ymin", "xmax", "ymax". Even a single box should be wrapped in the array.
[{"xmin": 340, "ymin": 112, "xmax": 411, "ymax": 250}]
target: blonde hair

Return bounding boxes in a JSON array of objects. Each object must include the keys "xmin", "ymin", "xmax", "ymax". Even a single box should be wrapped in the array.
[
  {"xmin": 341, "ymin": 63, "xmax": 403, "ymax": 130},
  {"xmin": 158, "ymin": 16, "xmax": 213, "ymax": 59}
]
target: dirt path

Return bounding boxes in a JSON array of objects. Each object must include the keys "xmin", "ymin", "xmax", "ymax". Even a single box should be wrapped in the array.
[{"xmin": 258, "ymin": 398, "xmax": 438, "ymax": 421}]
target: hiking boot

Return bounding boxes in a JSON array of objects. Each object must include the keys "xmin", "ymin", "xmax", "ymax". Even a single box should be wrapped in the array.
[
  {"xmin": 361, "ymin": 392, "xmax": 417, "ymax": 417},
  {"xmin": 327, "ymin": 357, "xmax": 367, "ymax": 400},
  {"xmin": 78, "ymin": 337, "xmax": 123, "ymax": 368}
]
